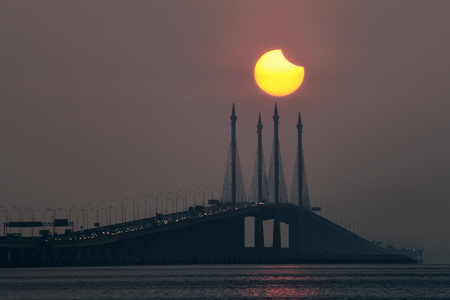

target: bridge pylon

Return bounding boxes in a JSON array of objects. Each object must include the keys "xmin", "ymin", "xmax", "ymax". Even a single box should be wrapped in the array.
[
  {"xmin": 272, "ymin": 104, "xmax": 282, "ymax": 249},
  {"xmin": 220, "ymin": 104, "xmax": 246, "ymax": 204}
]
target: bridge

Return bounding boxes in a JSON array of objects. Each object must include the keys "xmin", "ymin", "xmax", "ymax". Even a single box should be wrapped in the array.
[
  {"xmin": 0, "ymin": 202, "xmax": 422, "ymax": 266},
  {"xmin": 0, "ymin": 104, "xmax": 423, "ymax": 267}
]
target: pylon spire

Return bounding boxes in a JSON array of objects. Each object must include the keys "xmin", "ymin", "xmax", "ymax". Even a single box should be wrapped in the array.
[
  {"xmin": 273, "ymin": 103, "xmax": 279, "ymax": 204},
  {"xmin": 297, "ymin": 112, "xmax": 303, "ymax": 130},
  {"xmin": 297, "ymin": 112, "xmax": 303, "ymax": 208},
  {"xmin": 220, "ymin": 104, "xmax": 246, "ymax": 204},
  {"xmin": 257, "ymin": 113, "xmax": 263, "ymax": 203},
  {"xmin": 231, "ymin": 103, "xmax": 237, "ymax": 204},
  {"xmin": 231, "ymin": 103, "xmax": 237, "ymax": 122},
  {"xmin": 249, "ymin": 113, "xmax": 269, "ymax": 204},
  {"xmin": 255, "ymin": 112, "xmax": 265, "ymax": 249},
  {"xmin": 257, "ymin": 112, "xmax": 263, "ymax": 129},
  {"xmin": 272, "ymin": 103, "xmax": 281, "ymax": 249},
  {"xmin": 290, "ymin": 111, "xmax": 311, "ymax": 210},
  {"xmin": 273, "ymin": 103, "xmax": 279, "ymax": 122}
]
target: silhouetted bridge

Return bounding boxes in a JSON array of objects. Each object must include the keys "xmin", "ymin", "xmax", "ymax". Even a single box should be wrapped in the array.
[
  {"xmin": 0, "ymin": 202, "xmax": 422, "ymax": 267},
  {"xmin": 0, "ymin": 105, "xmax": 424, "ymax": 266}
]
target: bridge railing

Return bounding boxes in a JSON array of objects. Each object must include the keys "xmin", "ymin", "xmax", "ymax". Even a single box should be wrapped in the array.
[
  {"xmin": 310, "ymin": 198, "xmax": 422, "ymax": 251},
  {"xmin": 48, "ymin": 201, "xmax": 262, "ymax": 242}
]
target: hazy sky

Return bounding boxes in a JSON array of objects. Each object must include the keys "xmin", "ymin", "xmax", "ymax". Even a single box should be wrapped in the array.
[{"xmin": 1, "ymin": 1, "xmax": 449, "ymax": 263}]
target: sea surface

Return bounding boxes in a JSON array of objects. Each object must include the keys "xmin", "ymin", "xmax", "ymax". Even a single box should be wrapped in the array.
[{"xmin": 0, "ymin": 265, "xmax": 449, "ymax": 299}]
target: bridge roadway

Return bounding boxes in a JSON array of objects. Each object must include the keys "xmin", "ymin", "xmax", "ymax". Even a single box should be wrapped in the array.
[{"xmin": 0, "ymin": 202, "xmax": 422, "ymax": 267}]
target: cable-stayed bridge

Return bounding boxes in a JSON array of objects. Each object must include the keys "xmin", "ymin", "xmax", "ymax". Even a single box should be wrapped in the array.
[{"xmin": 0, "ymin": 105, "xmax": 423, "ymax": 267}]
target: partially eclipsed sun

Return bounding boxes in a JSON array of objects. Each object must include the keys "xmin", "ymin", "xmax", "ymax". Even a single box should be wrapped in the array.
[{"xmin": 254, "ymin": 49, "xmax": 304, "ymax": 97}]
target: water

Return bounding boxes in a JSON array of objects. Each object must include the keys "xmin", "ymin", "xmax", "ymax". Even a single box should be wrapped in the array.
[{"xmin": 0, "ymin": 265, "xmax": 449, "ymax": 299}]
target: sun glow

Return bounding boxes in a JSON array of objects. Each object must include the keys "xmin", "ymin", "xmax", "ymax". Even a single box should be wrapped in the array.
[{"xmin": 254, "ymin": 49, "xmax": 304, "ymax": 97}]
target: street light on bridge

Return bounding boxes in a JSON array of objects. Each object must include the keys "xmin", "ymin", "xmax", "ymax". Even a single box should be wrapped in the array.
[
  {"xmin": 133, "ymin": 196, "xmax": 140, "ymax": 221},
  {"xmin": 166, "ymin": 192, "xmax": 172, "ymax": 215},
  {"xmin": 203, "ymin": 187, "xmax": 209, "ymax": 207},
  {"xmin": 100, "ymin": 207, "xmax": 108, "ymax": 227},
  {"xmin": 11, "ymin": 206, "xmax": 21, "ymax": 235},
  {"xmin": 69, "ymin": 206, "xmax": 78, "ymax": 232},
  {"xmin": 185, "ymin": 189, "xmax": 191, "ymax": 211},
  {"xmin": 55, "ymin": 207, "xmax": 67, "ymax": 234},
  {"xmin": 31, "ymin": 208, "xmax": 39, "ymax": 222},
  {"xmin": 22, "ymin": 207, "xmax": 31, "ymax": 236},
  {"xmin": 144, "ymin": 195, "xmax": 151, "ymax": 219},
  {"xmin": 109, "ymin": 200, "xmax": 116, "ymax": 225},
  {"xmin": 0, "ymin": 206, "xmax": 7, "ymax": 236},
  {"xmin": 90, "ymin": 208, "xmax": 97, "ymax": 227},
  {"xmin": 55, "ymin": 207, "xmax": 67, "ymax": 219},
  {"xmin": 119, "ymin": 204, "xmax": 126, "ymax": 224},
  {"xmin": 22, "ymin": 207, "xmax": 31, "ymax": 220},
  {"xmin": 110, "ymin": 204, "xmax": 118, "ymax": 225},
  {"xmin": 211, "ymin": 185, "xmax": 221, "ymax": 205},
  {"xmin": 135, "ymin": 202, "xmax": 140, "ymax": 220},
  {"xmin": 176, "ymin": 190, "xmax": 182, "ymax": 213},
  {"xmin": 81, "ymin": 209, "xmax": 87, "ymax": 230},
  {"xmin": 82, "ymin": 203, "xmax": 91, "ymax": 230},
  {"xmin": 155, "ymin": 193, "xmax": 162, "ymax": 215},
  {"xmin": 32, "ymin": 208, "xmax": 40, "ymax": 237},
  {"xmin": 43, "ymin": 208, "xmax": 51, "ymax": 230},
  {"xmin": 194, "ymin": 188, "xmax": 201, "ymax": 207},
  {"xmin": 96, "ymin": 201, "xmax": 104, "ymax": 226},
  {"xmin": 44, "ymin": 208, "xmax": 55, "ymax": 234},
  {"xmin": 121, "ymin": 198, "xmax": 128, "ymax": 223}
]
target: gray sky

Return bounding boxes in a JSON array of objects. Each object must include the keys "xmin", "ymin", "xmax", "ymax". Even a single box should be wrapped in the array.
[{"xmin": 1, "ymin": 1, "xmax": 449, "ymax": 263}]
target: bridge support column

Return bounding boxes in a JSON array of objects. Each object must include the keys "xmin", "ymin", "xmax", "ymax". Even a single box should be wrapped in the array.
[
  {"xmin": 288, "ymin": 210, "xmax": 307, "ymax": 253},
  {"xmin": 225, "ymin": 219, "xmax": 232, "ymax": 258},
  {"xmin": 255, "ymin": 213, "xmax": 264, "ymax": 250},
  {"xmin": 273, "ymin": 208, "xmax": 281, "ymax": 250},
  {"xmin": 272, "ymin": 104, "xmax": 281, "ymax": 250},
  {"xmin": 84, "ymin": 247, "xmax": 90, "ymax": 263},
  {"xmin": 103, "ymin": 245, "xmax": 110, "ymax": 264},
  {"xmin": 168, "ymin": 232, "xmax": 176, "ymax": 261},
  {"xmin": 18, "ymin": 248, "xmax": 25, "ymax": 265},
  {"xmin": 76, "ymin": 248, "xmax": 81, "ymax": 263},
  {"xmin": 163, "ymin": 235, "xmax": 169, "ymax": 261},
  {"xmin": 133, "ymin": 241, "xmax": 138, "ymax": 263},
  {"xmin": 94, "ymin": 246, "xmax": 100, "ymax": 263},
  {"xmin": 289, "ymin": 217, "xmax": 300, "ymax": 249},
  {"xmin": 234, "ymin": 216, "xmax": 245, "ymax": 255}
]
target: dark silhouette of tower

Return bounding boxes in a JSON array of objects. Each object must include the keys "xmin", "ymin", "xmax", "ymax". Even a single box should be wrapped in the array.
[
  {"xmin": 231, "ymin": 104, "xmax": 237, "ymax": 204},
  {"xmin": 220, "ymin": 104, "xmax": 246, "ymax": 204},
  {"xmin": 255, "ymin": 113, "xmax": 264, "ymax": 249},
  {"xmin": 296, "ymin": 112, "xmax": 306, "ymax": 252},
  {"xmin": 289, "ymin": 112, "xmax": 311, "ymax": 210},
  {"xmin": 297, "ymin": 112, "xmax": 303, "ymax": 207},
  {"xmin": 272, "ymin": 103, "xmax": 281, "ymax": 249},
  {"xmin": 257, "ymin": 113, "xmax": 263, "ymax": 203},
  {"xmin": 273, "ymin": 104, "xmax": 280, "ymax": 205},
  {"xmin": 249, "ymin": 114, "xmax": 269, "ymax": 204}
]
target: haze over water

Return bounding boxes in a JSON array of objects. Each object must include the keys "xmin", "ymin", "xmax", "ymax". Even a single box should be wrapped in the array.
[{"xmin": 1, "ymin": 265, "xmax": 449, "ymax": 299}]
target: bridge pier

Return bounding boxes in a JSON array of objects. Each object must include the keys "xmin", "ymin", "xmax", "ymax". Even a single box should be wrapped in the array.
[
  {"xmin": 113, "ymin": 242, "xmax": 121, "ymax": 263},
  {"xmin": 288, "ymin": 210, "xmax": 307, "ymax": 254},
  {"xmin": 75, "ymin": 248, "xmax": 81, "ymax": 264},
  {"xmin": 273, "ymin": 208, "xmax": 281, "ymax": 250},
  {"xmin": 169, "ymin": 231, "xmax": 176, "ymax": 260},
  {"xmin": 255, "ymin": 214, "xmax": 264, "ymax": 250},
  {"xmin": 232, "ymin": 216, "xmax": 245, "ymax": 256},
  {"xmin": 84, "ymin": 246, "xmax": 90, "ymax": 263},
  {"xmin": 289, "ymin": 216, "xmax": 300, "ymax": 250}
]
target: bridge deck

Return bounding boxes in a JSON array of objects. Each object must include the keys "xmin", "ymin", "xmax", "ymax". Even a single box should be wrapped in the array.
[{"xmin": 0, "ymin": 202, "xmax": 423, "ymax": 267}]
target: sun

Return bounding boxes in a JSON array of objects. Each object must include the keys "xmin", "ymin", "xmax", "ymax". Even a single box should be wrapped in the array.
[{"xmin": 254, "ymin": 49, "xmax": 304, "ymax": 97}]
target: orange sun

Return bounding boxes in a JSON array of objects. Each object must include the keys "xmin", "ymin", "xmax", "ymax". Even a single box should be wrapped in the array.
[{"xmin": 254, "ymin": 49, "xmax": 304, "ymax": 97}]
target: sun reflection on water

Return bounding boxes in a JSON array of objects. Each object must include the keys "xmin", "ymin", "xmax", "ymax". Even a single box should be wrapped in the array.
[{"xmin": 236, "ymin": 266, "xmax": 328, "ymax": 298}]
